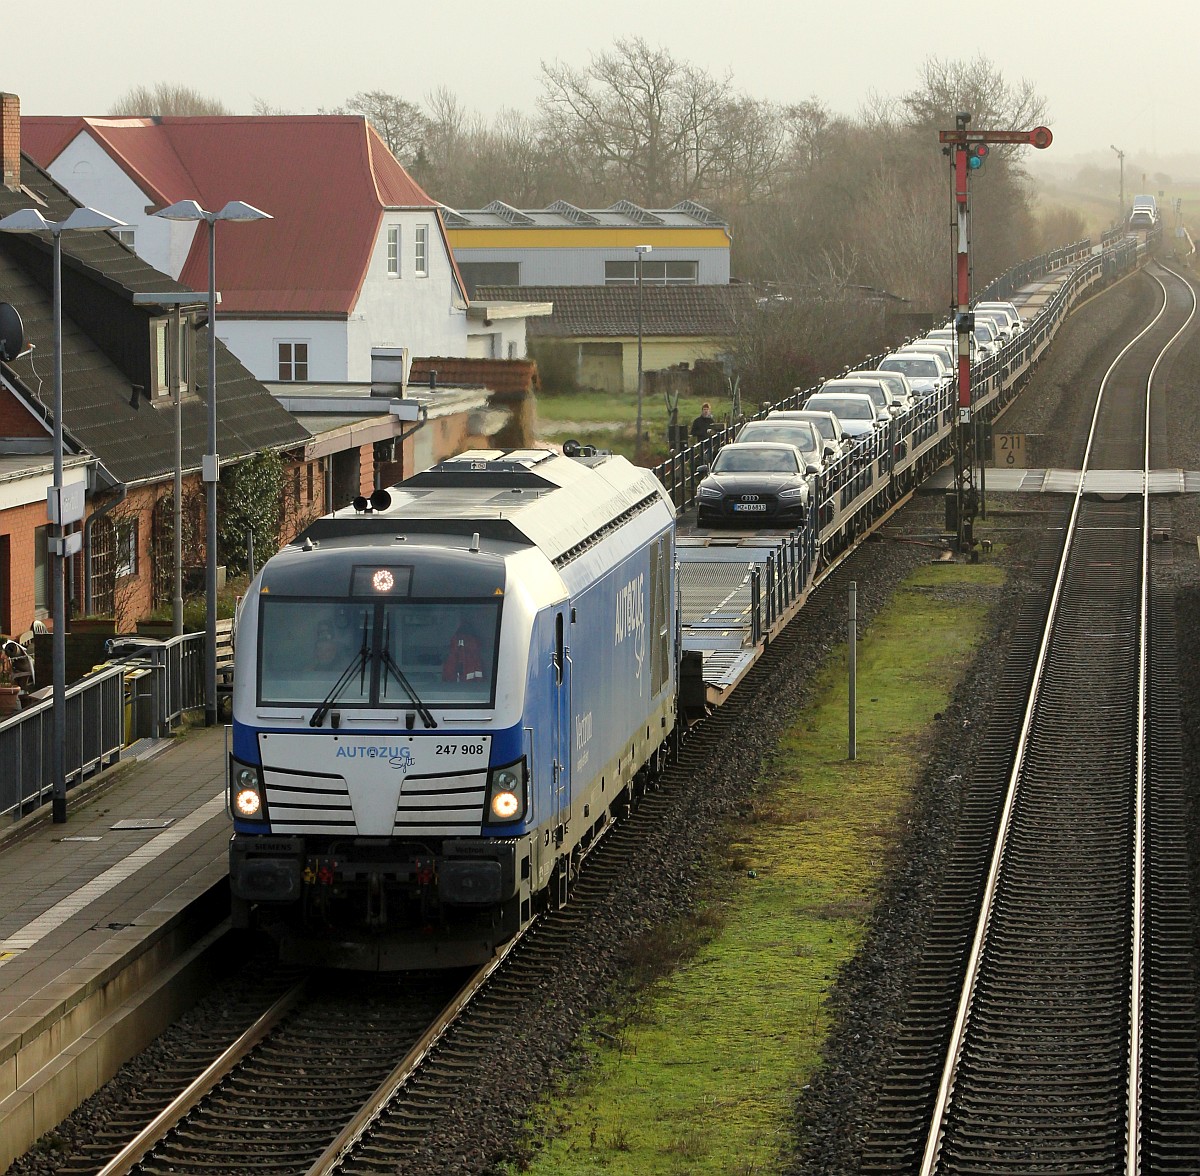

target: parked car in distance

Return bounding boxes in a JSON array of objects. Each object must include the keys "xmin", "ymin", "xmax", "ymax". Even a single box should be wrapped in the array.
[
  {"xmin": 817, "ymin": 377, "xmax": 893, "ymax": 424},
  {"xmin": 696, "ymin": 442, "xmax": 813, "ymax": 527},
  {"xmin": 770, "ymin": 409, "xmax": 854, "ymax": 458},
  {"xmin": 975, "ymin": 301, "xmax": 1024, "ymax": 335},
  {"xmin": 1129, "ymin": 207, "xmax": 1157, "ymax": 228},
  {"xmin": 970, "ymin": 318, "xmax": 1002, "ymax": 355},
  {"xmin": 801, "ymin": 392, "xmax": 885, "ymax": 440},
  {"xmin": 971, "ymin": 308, "xmax": 1015, "ymax": 344},
  {"xmin": 734, "ymin": 418, "xmax": 828, "ymax": 473},
  {"xmin": 846, "ymin": 368, "xmax": 916, "ymax": 412},
  {"xmin": 899, "ymin": 341, "xmax": 958, "ymax": 372},
  {"xmin": 877, "ymin": 351, "xmax": 951, "ymax": 395},
  {"xmin": 924, "ymin": 328, "xmax": 980, "ymax": 365}
]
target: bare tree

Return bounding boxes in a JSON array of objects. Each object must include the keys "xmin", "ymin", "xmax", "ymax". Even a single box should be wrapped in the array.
[
  {"xmin": 539, "ymin": 38, "xmax": 736, "ymax": 205},
  {"xmin": 110, "ymin": 83, "xmax": 230, "ymax": 117},
  {"xmin": 783, "ymin": 98, "xmax": 844, "ymax": 173},
  {"xmin": 411, "ymin": 88, "xmax": 471, "ymax": 199},
  {"xmin": 902, "ymin": 56, "xmax": 1048, "ymax": 144},
  {"xmin": 251, "ymin": 97, "xmax": 291, "ymax": 116},
  {"xmin": 853, "ymin": 156, "xmax": 947, "ymax": 307},
  {"xmin": 323, "ymin": 91, "xmax": 427, "ymax": 164}
]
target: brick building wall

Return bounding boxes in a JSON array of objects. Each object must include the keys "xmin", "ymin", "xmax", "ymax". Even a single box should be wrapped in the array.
[
  {"xmin": 0, "ymin": 393, "xmax": 43, "ymax": 437},
  {"xmin": 1, "ymin": 499, "xmax": 47, "ymax": 637}
]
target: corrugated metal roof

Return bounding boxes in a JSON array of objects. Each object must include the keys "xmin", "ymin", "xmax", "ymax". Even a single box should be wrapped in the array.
[
  {"xmin": 441, "ymin": 199, "xmax": 728, "ymax": 231},
  {"xmin": 474, "ymin": 284, "xmax": 754, "ymax": 338},
  {"xmin": 22, "ymin": 115, "xmax": 439, "ymax": 317}
]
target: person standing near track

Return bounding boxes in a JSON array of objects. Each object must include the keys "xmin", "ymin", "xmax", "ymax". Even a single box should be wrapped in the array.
[{"xmin": 690, "ymin": 402, "xmax": 720, "ymax": 442}]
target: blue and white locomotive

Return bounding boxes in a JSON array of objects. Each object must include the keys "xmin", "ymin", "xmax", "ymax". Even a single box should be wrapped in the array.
[{"xmin": 227, "ymin": 449, "xmax": 678, "ymax": 969}]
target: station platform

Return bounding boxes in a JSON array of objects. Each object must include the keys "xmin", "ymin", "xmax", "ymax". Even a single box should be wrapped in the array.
[
  {"xmin": 923, "ymin": 467, "xmax": 1200, "ymax": 494},
  {"xmin": 0, "ymin": 723, "xmax": 232, "ymax": 1169}
]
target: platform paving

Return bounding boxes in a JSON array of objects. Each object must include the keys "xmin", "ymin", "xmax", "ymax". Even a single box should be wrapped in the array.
[{"xmin": 0, "ymin": 723, "xmax": 231, "ymax": 1167}]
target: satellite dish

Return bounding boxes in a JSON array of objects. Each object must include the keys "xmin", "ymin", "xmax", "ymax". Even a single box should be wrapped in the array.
[{"xmin": 0, "ymin": 303, "xmax": 24, "ymax": 361}]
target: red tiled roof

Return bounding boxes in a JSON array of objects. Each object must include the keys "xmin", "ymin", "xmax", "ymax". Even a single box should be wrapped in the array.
[{"xmin": 21, "ymin": 115, "xmax": 437, "ymax": 317}]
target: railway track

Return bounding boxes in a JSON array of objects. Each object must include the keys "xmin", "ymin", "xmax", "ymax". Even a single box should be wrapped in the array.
[
  {"xmin": 62, "ymin": 608, "xmax": 819, "ymax": 1174},
  {"xmin": 13, "ymin": 255, "xmax": 1189, "ymax": 1175},
  {"xmin": 859, "ymin": 264, "xmax": 1200, "ymax": 1173},
  {"xmin": 307, "ymin": 559, "xmax": 870, "ymax": 1174},
  {"xmin": 68, "ymin": 969, "xmax": 462, "ymax": 1175}
]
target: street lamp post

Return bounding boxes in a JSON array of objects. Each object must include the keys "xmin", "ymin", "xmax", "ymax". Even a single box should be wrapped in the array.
[
  {"xmin": 152, "ymin": 200, "xmax": 271, "ymax": 727},
  {"xmin": 0, "ymin": 206, "xmax": 127, "ymax": 822},
  {"xmin": 1111, "ymin": 145, "xmax": 1126, "ymax": 222},
  {"xmin": 633, "ymin": 244, "xmax": 652, "ymax": 465},
  {"xmin": 132, "ymin": 292, "xmax": 206, "ymax": 637}
]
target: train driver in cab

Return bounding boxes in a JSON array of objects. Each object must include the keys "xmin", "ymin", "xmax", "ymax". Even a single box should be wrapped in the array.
[{"xmin": 443, "ymin": 621, "xmax": 484, "ymax": 683}]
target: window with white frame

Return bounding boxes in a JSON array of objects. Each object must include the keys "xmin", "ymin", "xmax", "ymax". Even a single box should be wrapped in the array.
[
  {"xmin": 114, "ymin": 518, "xmax": 139, "ymax": 578},
  {"xmin": 387, "ymin": 225, "xmax": 400, "ymax": 277},
  {"xmin": 414, "ymin": 225, "xmax": 428, "ymax": 277},
  {"xmin": 278, "ymin": 341, "xmax": 309, "ymax": 382},
  {"xmin": 114, "ymin": 227, "xmax": 135, "ymax": 249},
  {"xmin": 34, "ymin": 525, "xmax": 48, "ymax": 613},
  {"xmin": 150, "ymin": 315, "xmax": 191, "ymax": 400}
]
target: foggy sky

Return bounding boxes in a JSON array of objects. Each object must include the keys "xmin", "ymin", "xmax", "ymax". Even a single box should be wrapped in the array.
[{"xmin": 12, "ymin": 0, "xmax": 1192, "ymax": 168}]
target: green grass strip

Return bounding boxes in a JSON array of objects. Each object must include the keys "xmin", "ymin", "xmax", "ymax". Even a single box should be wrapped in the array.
[{"xmin": 507, "ymin": 558, "xmax": 1001, "ymax": 1174}]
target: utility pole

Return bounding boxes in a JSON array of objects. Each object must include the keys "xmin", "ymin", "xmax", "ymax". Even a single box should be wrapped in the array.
[{"xmin": 939, "ymin": 116, "xmax": 1052, "ymax": 554}]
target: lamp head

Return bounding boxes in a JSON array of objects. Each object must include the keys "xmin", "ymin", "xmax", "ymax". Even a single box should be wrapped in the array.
[
  {"xmin": 214, "ymin": 200, "xmax": 272, "ymax": 223},
  {"xmin": 61, "ymin": 207, "xmax": 128, "ymax": 233},
  {"xmin": 0, "ymin": 206, "xmax": 127, "ymax": 235},
  {"xmin": 154, "ymin": 199, "xmax": 209, "ymax": 222},
  {"xmin": 0, "ymin": 208, "xmax": 56, "ymax": 234},
  {"xmin": 634, "ymin": 244, "xmax": 653, "ymax": 255}
]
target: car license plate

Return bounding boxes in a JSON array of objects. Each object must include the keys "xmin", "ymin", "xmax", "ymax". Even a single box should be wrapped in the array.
[{"xmin": 733, "ymin": 503, "xmax": 767, "ymax": 512}]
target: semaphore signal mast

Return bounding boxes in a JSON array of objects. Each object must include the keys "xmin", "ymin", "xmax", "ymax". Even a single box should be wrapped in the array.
[{"xmin": 939, "ymin": 112, "xmax": 1052, "ymax": 553}]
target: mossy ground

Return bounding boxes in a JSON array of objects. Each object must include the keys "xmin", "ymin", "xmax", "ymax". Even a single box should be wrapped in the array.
[{"xmin": 506, "ymin": 557, "xmax": 1002, "ymax": 1174}]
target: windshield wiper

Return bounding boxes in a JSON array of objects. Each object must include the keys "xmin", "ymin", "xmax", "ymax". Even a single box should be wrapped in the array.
[
  {"xmin": 380, "ymin": 616, "xmax": 437, "ymax": 728},
  {"xmin": 310, "ymin": 615, "xmax": 371, "ymax": 727}
]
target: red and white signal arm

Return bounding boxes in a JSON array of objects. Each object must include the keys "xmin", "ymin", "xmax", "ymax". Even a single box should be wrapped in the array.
[{"xmin": 1029, "ymin": 126, "xmax": 1053, "ymax": 149}]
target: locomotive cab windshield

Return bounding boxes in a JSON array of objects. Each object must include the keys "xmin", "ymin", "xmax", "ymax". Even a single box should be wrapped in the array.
[
  {"xmin": 258, "ymin": 596, "xmax": 502, "ymax": 711},
  {"xmin": 255, "ymin": 549, "xmax": 505, "ymax": 713}
]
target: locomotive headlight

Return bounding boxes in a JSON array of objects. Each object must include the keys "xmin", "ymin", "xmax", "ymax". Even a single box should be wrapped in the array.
[
  {"xmin": 485, "ymin": 760, "xmax": 527, "ymax": 824},
  {"xmin": 229, "ymin": 757, "xmax": 265, "ymax": 821}
]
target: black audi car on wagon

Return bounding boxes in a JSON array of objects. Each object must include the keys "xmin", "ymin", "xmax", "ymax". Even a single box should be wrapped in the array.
[{"xmin": 696, "ymin": 441, "xmax": 815, "ymax": 528}]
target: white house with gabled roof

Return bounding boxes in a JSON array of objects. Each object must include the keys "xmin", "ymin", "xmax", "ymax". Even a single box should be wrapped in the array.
[{"xmin": 21, "ymin": 115, "xmax": 485, "ymax": 386}]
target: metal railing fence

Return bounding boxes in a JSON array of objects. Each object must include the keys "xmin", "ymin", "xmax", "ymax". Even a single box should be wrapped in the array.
[{"xmin": 1, "ymin": 631, "xmax": 206, "ymax": 820}]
